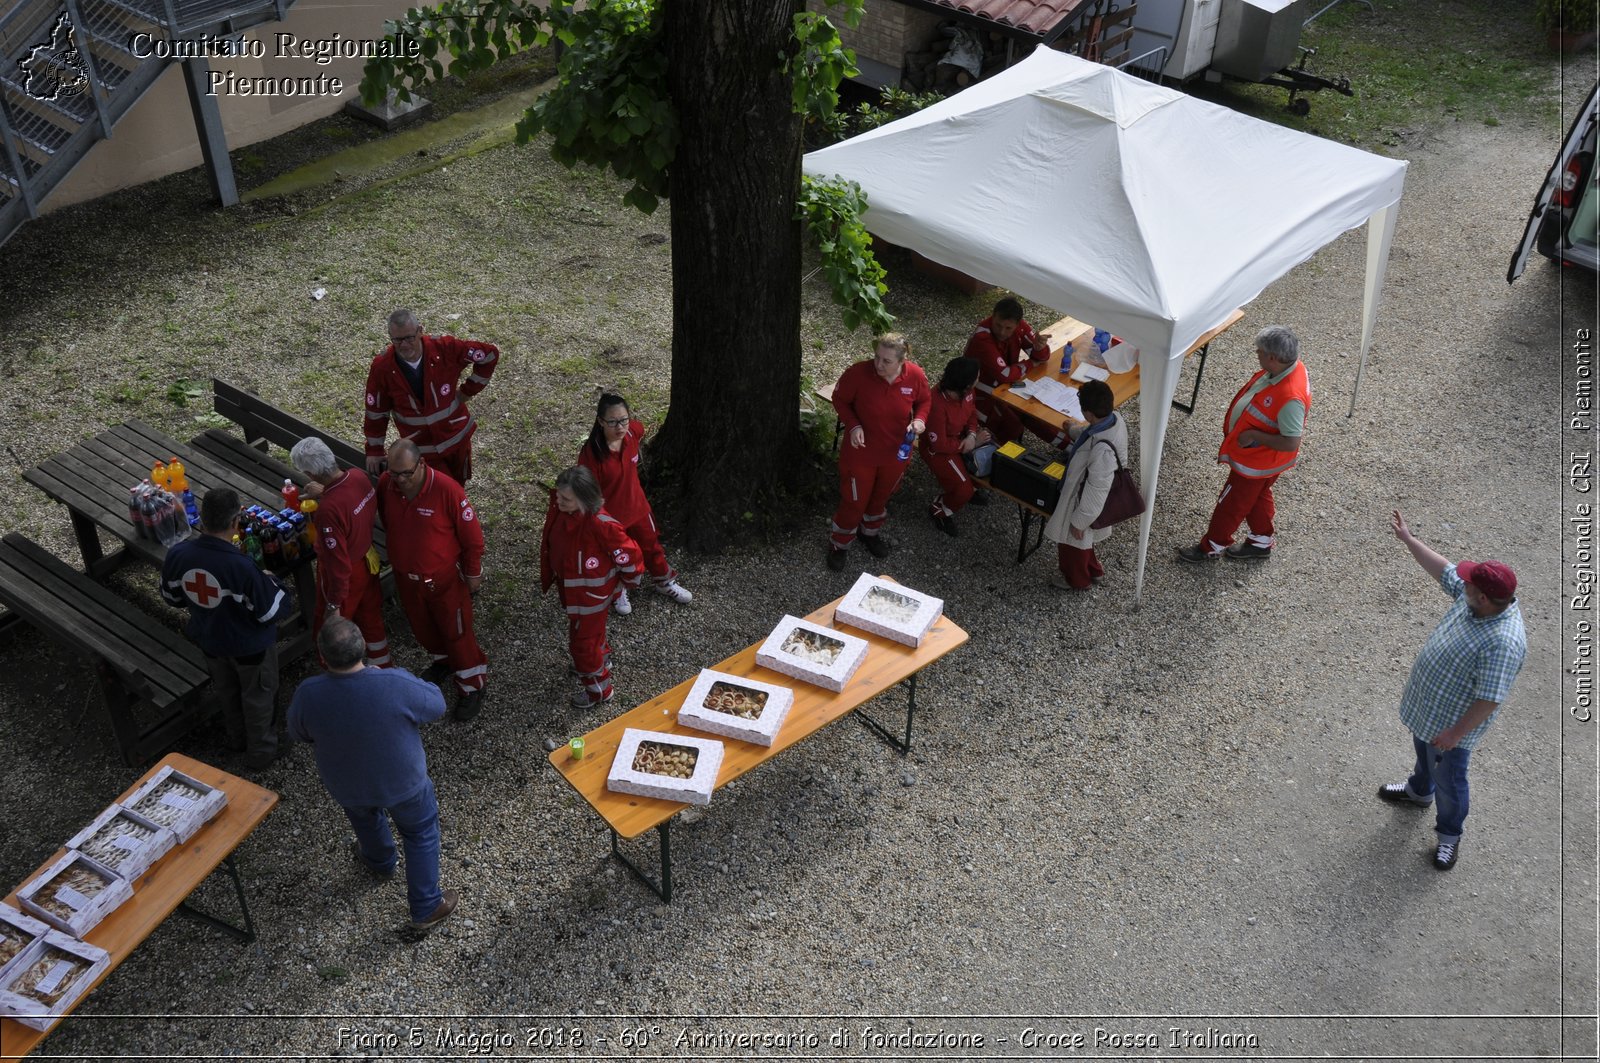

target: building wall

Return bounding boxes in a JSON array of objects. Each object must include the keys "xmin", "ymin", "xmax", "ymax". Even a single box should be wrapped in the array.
[
  {"xmin": 807, "ymin": 0, "xmax": 946, "ymax": 84},
  {"xmin": 44, "ymin": 0, "xmax": 416, "ymax": 211}
]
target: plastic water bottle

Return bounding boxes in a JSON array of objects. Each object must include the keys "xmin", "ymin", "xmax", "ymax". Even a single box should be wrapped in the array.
[
  {"xmin": 1059, "ymin": 341, "xmax": 1075, "ymax": 376},
  {"xmin": 896, "ymin": 429, "xmax": 915, "ymax": 462},
  {"xmin": 1093, "ymin": 328, "xmax": 1110, "ymax": 355}
]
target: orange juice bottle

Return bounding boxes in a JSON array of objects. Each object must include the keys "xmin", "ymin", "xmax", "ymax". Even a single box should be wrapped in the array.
[
  {"xmin": 167, "ymin": 457, "xmax": 188, "ymax": 493},
  {"xmin": 151, "ymin": 460, "xmax": 168, "ymax": 490}
]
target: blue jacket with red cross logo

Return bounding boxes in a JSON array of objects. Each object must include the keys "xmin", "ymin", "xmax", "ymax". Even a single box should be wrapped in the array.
[{"xmin": 160, "ymin": 534, "xmax": 290, "ymax": 658}]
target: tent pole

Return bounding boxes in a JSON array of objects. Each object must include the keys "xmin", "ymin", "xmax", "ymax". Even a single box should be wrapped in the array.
[{"xmin": 1350, "ymin": 202, "xmax": 1400, "ymax": 417}]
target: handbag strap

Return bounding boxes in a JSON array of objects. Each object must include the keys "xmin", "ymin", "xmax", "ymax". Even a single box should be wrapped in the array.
[{"xmin": 1073, "ymin": 437, "xmax": 1125, "ymax": 506}]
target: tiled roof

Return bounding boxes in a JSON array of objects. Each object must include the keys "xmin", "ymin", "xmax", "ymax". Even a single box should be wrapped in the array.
[{"xmin": 919, "ymin": 0, "xmax": 1090, "ymax": 37}]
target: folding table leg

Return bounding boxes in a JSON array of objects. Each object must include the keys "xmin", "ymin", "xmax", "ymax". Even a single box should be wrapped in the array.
[
  {"xmin": 1014, "ymin": 505, "xmax": 1046, "ymax": 565},
  {"xmin": 177, "ymin": 853, "xmax": 258, "ymax": 943},
  {"xmin": 610, "ymin": 822, "xmax": 673, "ymax": 902},
  {"xmin": 1172, "ymin": 342, "xmax": 1212, "ymax": 415},
  {"xmin": 855, "ymin": 671, "xmax": 917, "ymax": 755}
]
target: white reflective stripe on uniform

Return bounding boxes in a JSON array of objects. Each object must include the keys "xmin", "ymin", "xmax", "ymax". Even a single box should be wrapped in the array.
[
  {"xmin": 455, "ymin": 664, "xmax": 488, "ymax": 678},
  {"xmin": 392, "ymin": 396, "xmax": 463, "ymax": 426},
  {"xmin": 1245, "ymin": 400, "xmax": 1280, "ymax": 429},
  {"xmin": 259, "ymin": 587, "xmax": 287, "ymax": 623},
  {"xmin": 829, "ymin": 521, "xmax": 853, "ymax": 534},
  {"xmin": 862, "ymin": 510, "xmax": 887, "ymax": 522},
  {"xmin": 1225, "ymin": 454, "xmax": 1299, "ymax": 477},
  {"xmin": 974, "ymin": 381, "xmax": 996, "ymax": 396},
  {"xmin": 365, "ymin": 437, "xmax": 387, "ymax": 447},
  {"xmin": 564, "ymin": 574, "xmax": 613, "ymax": 587},
  {"xmin": 564, "ymin": 599, "xmax": 611, "ymax": 616},
  {"xmin": 430, "ymin": 414, "xmax": 475, "ymax": 454},
  {"xmin": 849, "ymin": 476, "xmax": 859, "ymax": 502},
  {"xmin": 467, "ymin": 373, "xmax": 492, "ymax": 387},
  {"xmin": 365, "ymin": 410, "xmax": 388, "ymax": 422}
]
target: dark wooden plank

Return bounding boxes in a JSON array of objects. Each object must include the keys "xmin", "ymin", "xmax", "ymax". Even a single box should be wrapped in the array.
[
  {"xmin": 26, "ymin": 456, "xmax": 166, "ymax": 568},
  {"xmin": 214, "ymin": 379, "xmax": 366, "ymax": 468}
]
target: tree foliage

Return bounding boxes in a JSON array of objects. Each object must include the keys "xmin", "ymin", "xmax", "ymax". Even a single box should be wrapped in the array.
[{"xmin": 797, "ymin": 175, "xmax": 891, "ymax": 333}]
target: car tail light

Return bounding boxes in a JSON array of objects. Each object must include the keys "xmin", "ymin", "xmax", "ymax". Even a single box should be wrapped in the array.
[{"xmin": 1555, "ymin": 152, "xmax": 1593, "ymax": 209}]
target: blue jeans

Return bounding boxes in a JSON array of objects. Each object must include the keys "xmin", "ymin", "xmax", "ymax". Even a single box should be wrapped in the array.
[
  {"xmin": 1407, "ymin": 735, "xmax": 1472, "ymax": 843},
  {"xmin": 344, "ymin": 777, "xmax": 443, "ymax": 922}
]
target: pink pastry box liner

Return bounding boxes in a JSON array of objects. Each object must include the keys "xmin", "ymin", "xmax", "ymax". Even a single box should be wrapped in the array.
[
  {"xmin": 833, "ymin": 574, "xmax": 944, "ymax": 648},
  {"xmin": 16, "ymin": 851, "xmax": 132, "ymax": 939},
  {"xmin": 65, "ymin": 803, "xmax": 177, "ymax": 883},
  {"xmin": 0, "ymin": 930, "xmax": 110, "ymax": 1031},
  {"xmin": 606, "ymin": 728, "xmax": 725, "ymax": 807},
  {"xmin": 675, "ymin": 669, "xmax": 794, "ymax": 747},
  {"xmin": 754, "ymin": 615, "xmax": 869, "ymax": 692},
  {"xmin": 123, "ymin": 766, "xmax": 226, "ymax": 843}
]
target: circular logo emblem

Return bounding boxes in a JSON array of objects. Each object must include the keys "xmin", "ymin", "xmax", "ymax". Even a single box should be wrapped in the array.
[
  {"xmin": 366, "ymin": 392, "xmax": 376, "ymax": 407},
  {"xmin": 180, "ymin": 569, "xmax": 223, "ymax": 609},
  {"xmin": 325, "ymin": 537, "xmax": 338, "ymax": 549},
  {"xmin": 585, "ymin": 557, "xmax": 599, "ymax": 570},
  {"xmin": 440, "ymin": 383, "xmax": 452, "ymax": 396},
  {"xmin": 461, "ymin": 506, "xmax": 475, "ymax": 522}
]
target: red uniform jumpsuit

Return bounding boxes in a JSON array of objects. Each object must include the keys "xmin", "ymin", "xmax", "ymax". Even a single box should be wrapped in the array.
[
  {"xmin": 829, "ymin": 359, "xmax": 932, "ymax": 551},
  {"xmin": 363, "ymin": 334, "xmax": 500, "ymax": 484},
  {"xmin": 919, "ymin": 388, "xmax": 980, "ymax": 519},
  {"xmin": 966, "ymin": 315, "xmax": 1058, "ymax": 446},
  {"xmin": 313, "ymin": 469, "xmax": 390, "ymax": 667},
  {"xmin": 576, "ymin": 419, "xmax": 677, "ymax": 588},
  {"xmin": 377, "ymin": 464, "xmax": 488, "ymax": 695},
  {"xmin": 540, "ymin": 500, "xmax": 643, "ymax": 704},
  {"xmin": 1202, "ymin": 361, "xmax": 1312, "ymax": 554}
]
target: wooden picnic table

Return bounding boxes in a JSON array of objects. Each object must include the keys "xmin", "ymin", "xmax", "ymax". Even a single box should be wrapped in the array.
[
  {"xmin": 0, "ymin": 753, "xmax": 278, "ymax": 1058},
  {"xmin": 547, "ymin": 581, "xmax": 968, "ymax": 901},
  {"xmin": 21, "ymin": 417, "xmax": 319, "ymax": 662}
]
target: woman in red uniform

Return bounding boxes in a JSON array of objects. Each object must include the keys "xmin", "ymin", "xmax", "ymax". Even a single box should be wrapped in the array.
[
  {"xmin": 827, "ymin": 333, "xmax": 932, "ymax": 570},
  {"xmin": 919, "ymin": 356, "xmax": 991, "ymax": 537},
  {"xmin": 576, "ymin": 393, "xmax": 692, "ymax": 616},
  {"xmin": 539, "ymin": 466, "xmax": 643, "ymax": 708}
]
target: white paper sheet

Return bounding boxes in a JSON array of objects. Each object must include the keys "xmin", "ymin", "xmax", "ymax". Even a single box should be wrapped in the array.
[
  {"xmin": 1021, "ymin": 377, "xmax": 1084, "ymax": 422},
  {"xmin": 1071, "ymin": 362, "xmax": 1110, "ymax": 383}
]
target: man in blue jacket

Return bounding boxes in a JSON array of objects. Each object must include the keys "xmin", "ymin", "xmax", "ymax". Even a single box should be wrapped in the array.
[
  {"xmin": 160, "ymin": 487, "xmax": 290, "ymax": 770},
  {"xmin": 288, "ymin": 617, "xmax": 458, "ymax": 934}
]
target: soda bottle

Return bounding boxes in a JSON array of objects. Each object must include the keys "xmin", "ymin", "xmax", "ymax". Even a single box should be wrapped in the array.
[
  {"xmin": 281, "ymin": 479, "xmax": 300, "ymax": 511},
  {"xmin": 242, "ymin": 526, "xmax": 263, "ymax": 565},
  {"xmin": 128, "ymin": 485, "xmax": 144, "ymax": 538},
  {"xmin": 167, "ymin": 458, "xmax": 188, "ymax": 493},
  {"xmin": 139, "ymin": 483, "xmax": 159, "ymax": 540},
  {"xmin": 276, "ymin": 521, "xmax": 300, "ymax": 562},
  {"xmin": 260, "ymin": 520, "xmax": 281, "ymax": 570},
  {"xmin": 293, "ymin": 512, "xmax": 315, "ymax": 555},
  {"xmin": 151, "ymin": 460, "xmax": 169, "ymax": 491},
  {"xmin": 896, "ymin": 429, "xmax": 916, "ymax": 462}
]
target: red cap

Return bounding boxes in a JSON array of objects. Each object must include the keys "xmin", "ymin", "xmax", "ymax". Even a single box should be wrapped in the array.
[{"xmin": 1458, "ymin": 560, "xmax": 1516, "ymax": 600}]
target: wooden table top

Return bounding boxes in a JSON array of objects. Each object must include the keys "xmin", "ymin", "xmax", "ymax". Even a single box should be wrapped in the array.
[
  {"xmin": 22, "ymin": 418, "xmax": 301, "ymax": 568},
  {"xmin": 994, "ymin": 309, "xmax": 1246, "ymax": 432},
  {"xmin": 0, "ymin": 754, "xmax": 278, "ymax": 1058},
  {"xmin": 547, "ymin": 583, "xmax": 970, "ymax": 840}
]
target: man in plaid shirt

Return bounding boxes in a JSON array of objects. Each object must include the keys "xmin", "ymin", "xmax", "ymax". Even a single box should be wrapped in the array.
[{"xmin": 1378, "ymin": 510, "xmax": 1527, "ymax": 870}]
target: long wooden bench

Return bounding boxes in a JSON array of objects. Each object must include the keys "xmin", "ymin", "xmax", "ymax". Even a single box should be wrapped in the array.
[{"xmin": 0, "ymin": 533, "xmax": 210, "ymax": 767}]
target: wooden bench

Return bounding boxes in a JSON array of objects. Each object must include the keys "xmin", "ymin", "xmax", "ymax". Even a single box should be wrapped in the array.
[
  {"xmin": 548, "ymin": 582, "xmax": 969, "ymax": 901},
  {"xmin": 0, "ymin": 534, "xmax": 210, "ymax": 767},
  {"xmin": 971, "ymin": 475, "xmax": 1052, "ymax": 564},
  {"xmin": 1, "ymin": 754, "xmax": 278, "ymax": 1055}
]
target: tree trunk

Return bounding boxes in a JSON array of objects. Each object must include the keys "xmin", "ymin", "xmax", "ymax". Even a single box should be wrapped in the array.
[{"xmin": 651, "ymin": 0, "xmax": 813, "ymax": 553}]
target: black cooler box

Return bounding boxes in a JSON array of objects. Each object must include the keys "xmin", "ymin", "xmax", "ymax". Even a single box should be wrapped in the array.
[{"xmin": 989, "ymin": 441, "xmax": 1065, "ymax": 510}]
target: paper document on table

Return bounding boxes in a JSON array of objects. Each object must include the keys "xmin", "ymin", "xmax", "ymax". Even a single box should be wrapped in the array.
[
  {"xmin": 1021, "ymin": 377, "xmax": 1085, "ymax": 421},
  {"xmin": 1071, "ymin": 362, "xmax": 1109, "ymax": 383}
]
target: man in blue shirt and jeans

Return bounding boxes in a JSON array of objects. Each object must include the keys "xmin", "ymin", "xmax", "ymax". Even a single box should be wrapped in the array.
[
  {"xmin": 289, "ymin": 617, "xmax": 458, "ymax": 933},
  {"xmin": 1379, "ymin": 510, "xmax": 1527, "ymax": 871}
]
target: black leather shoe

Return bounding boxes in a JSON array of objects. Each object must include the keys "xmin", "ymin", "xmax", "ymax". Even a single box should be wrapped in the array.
[
  {"xmin": 454, "ymin": 688, "xmax": 485, "ymax": 722},
  {"xmin": 421, "ymin": 661, "xmax": 452, "ymax": 684},
  {"xmin": 1176, "ymin": 545, "xmax": 1217, "ymax": 564},
  {"xmin": 861, "ymin": 533, "xmax": 892, "ymax": 559},
  {"xmin": 826, "ymin": 547, "xmax": 846, "ymax": 571}
]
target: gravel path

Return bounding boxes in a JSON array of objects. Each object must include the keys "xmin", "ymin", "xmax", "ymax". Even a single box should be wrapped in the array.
[{"xmin": 0, "ymin": 78, "xmax": 1594, "ymax": 1061}]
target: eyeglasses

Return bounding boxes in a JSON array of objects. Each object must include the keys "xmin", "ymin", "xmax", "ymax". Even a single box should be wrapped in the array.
[
  {"xmin": 390, "ymin": 465, "xmax": 422, "ymax": 479},
  {"xmin": 600, "ymin": 417, "xmax": 629, "ymax": 428},
  {"xmin": 391, "ymin": 331, "xmax": 423, "ymax": 346}
]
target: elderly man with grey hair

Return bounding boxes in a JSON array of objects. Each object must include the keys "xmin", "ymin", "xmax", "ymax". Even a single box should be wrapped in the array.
[
  {"xmin": 363, "ymin": 308, "xmax": 500, "ymax": 485},
  {"xmin": 1177, "ymin": 325, "xmax": 1312, "ymax": 564},
  {"xmin": 290, "ymin": 437, "xmax": 391, "ymax": 666}
]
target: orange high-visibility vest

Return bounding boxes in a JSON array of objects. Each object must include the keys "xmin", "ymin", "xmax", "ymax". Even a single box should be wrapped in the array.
[{"xmin": 1217, "ymin": 361, "xmax": 1311, "ymax": 478}]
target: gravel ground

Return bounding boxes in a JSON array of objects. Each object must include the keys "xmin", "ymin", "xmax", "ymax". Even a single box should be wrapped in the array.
[{"xmin": 0, "ymin": 62, "xmax": 1595, "ymax": 1063}]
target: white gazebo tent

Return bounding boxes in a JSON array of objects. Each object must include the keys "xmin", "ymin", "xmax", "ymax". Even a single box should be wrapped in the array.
[{"xmin": 804, "ymin": 49, "xmax": 1407, "ymax": 602}]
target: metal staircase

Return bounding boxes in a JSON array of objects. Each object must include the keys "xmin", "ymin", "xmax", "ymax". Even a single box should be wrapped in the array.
[{"xmin": 0, "ymin": 0, "xmax": 296, "ymax": 248}]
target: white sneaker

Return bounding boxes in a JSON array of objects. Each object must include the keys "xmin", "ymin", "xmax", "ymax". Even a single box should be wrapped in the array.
[
  {"xmin": 612, "ymin": 589, "xmax": 632, "ymax": 616},
  {"xmin": 656, "ymin": 580, "xmax": 693, "ymax": 604}
]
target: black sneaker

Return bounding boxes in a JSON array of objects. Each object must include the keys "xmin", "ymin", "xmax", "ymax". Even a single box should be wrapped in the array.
[
  {"xmin": 454, "ymin": 688, "xmax": 485, "ymax": 722},
  {"xmin": 931, "ymin": 512, "xmax": 959, "ymax": 537},
  {"xmin": 1433, "ymin": 840, "xmax": 1459, "ymax": 870},
  {"xmin": 826, "ymin": 547, "xmax": 846, "ymax": 571},
  {"xmin": 1376, "ymin": 782, "xmax": 1432, "ymax": 807},
  {"xmin": 968, "ymin": 489, "xmax": 990, "ymax": 506},
  {"xmin": 421, "ymin": 661, "xmax": 452, "ymax": 684},
  {"xmin": 1176, "ymin": 545, "xmax": 1218, "ymax": 564},
  {"xmin": 1224, "ymin": 542, "xmax": 1272, "ymax": 562},
  {"xmin": 861, "ymin": 533, "xmax": 892, "ymax": 559}
]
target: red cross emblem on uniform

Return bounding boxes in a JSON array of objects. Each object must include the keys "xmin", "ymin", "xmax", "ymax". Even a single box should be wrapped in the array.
[{"xmin": 182, "ymin": 569, "xmax": 222, "ymax": 608}]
